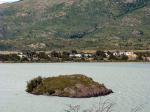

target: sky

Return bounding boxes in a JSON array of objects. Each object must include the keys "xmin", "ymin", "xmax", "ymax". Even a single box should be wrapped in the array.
[{"xmin": 0, "ymin": 0, "xmax": 19, "ymax": 4}]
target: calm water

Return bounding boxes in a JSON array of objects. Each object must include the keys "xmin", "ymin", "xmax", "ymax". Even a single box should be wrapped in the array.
[{"xmin": 0, "ymin": 63, "xmax": 150, "ymax": 112}]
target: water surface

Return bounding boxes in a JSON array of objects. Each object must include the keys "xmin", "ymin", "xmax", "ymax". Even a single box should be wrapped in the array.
[{"xmin": 0, "ymin": 63, "xmax": 150, "ymax": 112}]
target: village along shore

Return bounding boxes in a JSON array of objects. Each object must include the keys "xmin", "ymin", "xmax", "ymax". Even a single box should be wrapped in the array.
[{"xmin": 0, "ymin": 50, "xmax": 150, "ymax": 63}]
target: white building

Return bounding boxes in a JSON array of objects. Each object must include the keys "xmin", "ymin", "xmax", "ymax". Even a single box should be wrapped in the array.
[
  {"xmin": 113, "ymin": 51, "xmax": 134, "ymax": 56},
  {"xmin": 69, "ymin": 54, "xmax": 82, "ymax": 58},
  {"xmin": 84, "ymin": 54, "xmax": 92, "ymax": 58},
  {"xmin": 17, "ymin": 53, "xmax": 27, "ymax": 59}
]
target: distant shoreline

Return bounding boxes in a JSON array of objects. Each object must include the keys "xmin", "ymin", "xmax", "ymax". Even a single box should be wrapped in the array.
[
  {"xmin": 0, "ymin": 61, "xmax": 150, "ymax": 64},
  {"xmin": 0, "ymin": 50, "xmax": 150, "ymax": 63}
]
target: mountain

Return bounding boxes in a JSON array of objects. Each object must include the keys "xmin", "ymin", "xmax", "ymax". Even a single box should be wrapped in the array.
[{"xmin": 0, "ymin": 0, "xmax": 150, "ymax": 50}]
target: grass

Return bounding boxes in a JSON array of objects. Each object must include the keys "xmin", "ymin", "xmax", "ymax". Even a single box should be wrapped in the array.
[
  {"xmin": 65, "ymin": 98, "xmax": 145, "ymax": 112},
  {"xmin": 42, "ymin": 75, "xmax": 95, "ymax": 90},
  {"xmin": 26, "ymin": 74, "xmax": 106, "ymax": 96}
]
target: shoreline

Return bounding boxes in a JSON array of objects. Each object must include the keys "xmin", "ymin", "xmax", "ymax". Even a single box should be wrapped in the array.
[
  {"xmin": 0, "ymin": 50, "xmax": 150, "ymax": 63},
  {"xmin": 0, "ymin": 61, "xmax": 150, "ymax": 64}
]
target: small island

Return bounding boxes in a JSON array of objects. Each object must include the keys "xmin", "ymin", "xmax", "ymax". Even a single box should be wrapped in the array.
[{"xmin": 26, "ymin": 74, "xmax": 113, "ymax": 98}]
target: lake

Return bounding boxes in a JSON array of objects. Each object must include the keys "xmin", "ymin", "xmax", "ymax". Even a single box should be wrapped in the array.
[{"xmin": 0, "ymin": 63, "xmax": 150, "ymax": 112}]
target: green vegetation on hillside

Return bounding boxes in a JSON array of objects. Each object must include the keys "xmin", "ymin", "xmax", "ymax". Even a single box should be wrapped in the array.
[{"xmin": 0, "ymin": 0, "xmax": 150, "ymax": 50}]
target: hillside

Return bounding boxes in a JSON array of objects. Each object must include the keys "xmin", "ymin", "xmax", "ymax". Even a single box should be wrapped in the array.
[{"xmin": 0, "ymin": 0, "xmax": 150, "ymax": 50}]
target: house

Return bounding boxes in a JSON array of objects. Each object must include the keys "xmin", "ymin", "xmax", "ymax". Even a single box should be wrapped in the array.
[
  {"xmin": 113, "ymin": 51, "xmax": 135, "ymax": 57},
  {"xmin": 17, "ymin": 52, "xmax": 27, "ymax": 59},
  {"xmin": 143, "ymin": 57, "xmax": 150, "ymax": 62},
  {"xmin": 69, "ymin": 54, "xmax": 82, "ymax": 58},
  {"xmin": 124, "ymin": 52, "xmax": 134, "ymax": 56},
  {"xmin": 113, "ymin": 51, "xmax": 122, "ymax": 56},
  {"xmin": 84, "ymin": 53, "xmax": 92, "ymax": 58},
  {"xmin": 104, "ymin": 52, "xmax": 110, "ymax": 58}
]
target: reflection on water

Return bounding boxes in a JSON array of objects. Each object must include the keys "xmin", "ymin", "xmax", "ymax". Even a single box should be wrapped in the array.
[{"xmin": 0, "ymin": 63, "xmax": 150, "ymax": 112}]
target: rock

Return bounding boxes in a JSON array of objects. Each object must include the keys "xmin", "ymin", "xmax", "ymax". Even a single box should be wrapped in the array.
[
  {"xmin": 132, "ymin": 30, "xmax": 143, "ymax": 37},
  {"xmin": 26, "ymin": 74, "xmax": 113, "ymax": 98}
]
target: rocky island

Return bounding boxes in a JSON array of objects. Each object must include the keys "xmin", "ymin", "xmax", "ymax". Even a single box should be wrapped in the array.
[{"xmin": 26, "ymin": 74, "xmax": 113, "ymax": 98}]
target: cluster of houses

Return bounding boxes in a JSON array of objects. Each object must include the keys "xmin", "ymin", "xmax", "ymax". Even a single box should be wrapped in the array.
[
  {"xmin": 112, "ymin": 51, "xmax": 138, "ymax": 60},
  {"xmin": 69, "ymin": 53, "xmax": 92, "ymax": 58},
  {"xmin": 69, "ymin": 51, "xmax": 137, "ymax": 60},
  {"xmin": 0, "ymin": 50, "xmax": 150, "ymax": 62}
]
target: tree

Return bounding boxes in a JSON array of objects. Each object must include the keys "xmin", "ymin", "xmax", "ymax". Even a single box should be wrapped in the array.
[
  {"xmin": 38, "ymin": 52, "xmax": 49, "ymax": 60},
  {"xmin": 121, "ymin": 54, "xmax": 128, "ymax": 61},
  {"xmin": 71, "ymin": 50, "xmax": 78, "ymax": 54},
  {"xmin": 95, "ymin": 51, "xmax": 106, "ymax": 60},
  {"xmin": 51, "ymin": 51, "xmax": 61, "ymax": 58},
  {"xmin": 62, "ymin": 51, "xmax": 70, "ymax": 61}
]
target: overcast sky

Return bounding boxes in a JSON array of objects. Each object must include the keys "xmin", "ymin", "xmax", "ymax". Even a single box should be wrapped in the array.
[{"xmin": 0, "ymin": 0, "xmax": 19, "ymax": 4}]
